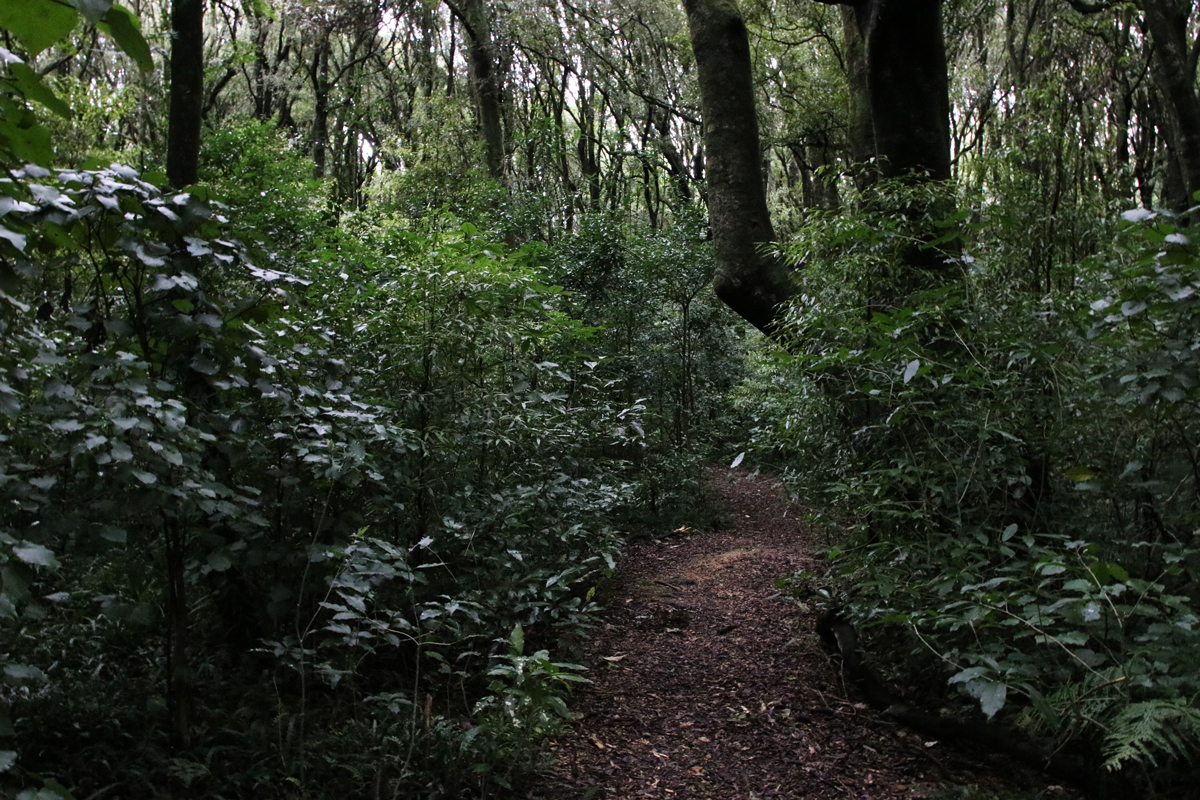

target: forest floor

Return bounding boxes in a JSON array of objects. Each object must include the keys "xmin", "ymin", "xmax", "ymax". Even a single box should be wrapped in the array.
[{"xmin": 530, "ymin": 469, "xmax": 1080, "ymax": 800}]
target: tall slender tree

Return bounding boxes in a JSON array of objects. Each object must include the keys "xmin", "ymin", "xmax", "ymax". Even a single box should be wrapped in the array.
[{"xmin": 167, "ymin": 0, "xmax": 205, "ymax": 188}]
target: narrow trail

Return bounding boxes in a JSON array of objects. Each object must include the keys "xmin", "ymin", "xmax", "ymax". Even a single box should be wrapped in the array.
[{"xmin": 533, "ymin": 471, "xmax": 1071, "ymax": 800}]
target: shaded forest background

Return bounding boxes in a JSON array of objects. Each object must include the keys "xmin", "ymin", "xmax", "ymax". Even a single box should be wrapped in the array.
[{"xmin": 1, "ymin": 0, "xmax": 1199, "ymax": 797}]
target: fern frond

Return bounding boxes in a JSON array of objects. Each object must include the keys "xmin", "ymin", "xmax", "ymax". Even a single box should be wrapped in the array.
[{"xmin": 1103, "ymin": 698, "xmax": 1200, "ymax": 771}]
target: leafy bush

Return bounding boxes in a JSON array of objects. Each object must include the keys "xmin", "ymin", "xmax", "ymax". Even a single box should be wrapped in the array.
[
  {"xmin": 750, "ymin": 187, "xmax": 1200, "ymax": 784},
  {"xmin": 0, "ymin": 160, "xmax": 628, "ymax": 797},
  {"xmin": 547, "ymin": 210, "xmax": 748, "ymax": 525}
]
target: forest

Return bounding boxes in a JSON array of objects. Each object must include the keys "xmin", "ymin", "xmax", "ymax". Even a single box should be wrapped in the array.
[{"xmin": 0, "ymin": 0, "xmax": 1198, "ymax": 797}]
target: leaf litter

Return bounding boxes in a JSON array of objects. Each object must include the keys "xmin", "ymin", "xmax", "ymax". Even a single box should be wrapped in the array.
[{"xmin": 531, "ymin": 470, "xmax": 1080, "ymax": 799}]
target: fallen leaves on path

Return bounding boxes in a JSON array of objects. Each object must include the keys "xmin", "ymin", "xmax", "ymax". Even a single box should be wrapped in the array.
[{"xmin": 531, "ymin": 470, "xmax": 1078, "ymax": 800}]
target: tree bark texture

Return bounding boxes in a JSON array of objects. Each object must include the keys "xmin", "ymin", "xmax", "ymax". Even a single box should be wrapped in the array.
[
  {"xmin": 167, "ymin": 0, "xmax": 204, "ymax": 189},
  {"xmin": 1142, "ymin": 0, "xmax": 1200, "ymax": 211},
  {"xmin": 855, "ymin": 0, "xmax": 952, "ymax": 182},
  {"xmin": 841, "ymin": 4, "xmax": 875, "ymax": 186},
  {"xmin": 683, "ymin": 0, "xmax": 794, "ymax": 336}
]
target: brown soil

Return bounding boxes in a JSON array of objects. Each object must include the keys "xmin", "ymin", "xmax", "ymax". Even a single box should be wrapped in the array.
[{"xmin": 532, "ymin": 470, "xmax": 1078, "ymax": 800}]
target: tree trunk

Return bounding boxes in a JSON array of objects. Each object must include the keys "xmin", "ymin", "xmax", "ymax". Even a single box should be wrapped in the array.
[
  {"xmin": 578, "ymin": 80, "xmax": 602, "ymax": 211},
  {"xmin": 841, "ymin": 4, "xmax": 875, "ymax": 188},
  {"xmin": 167, "ymin": 0, "xmax": 204, "ymax": 189},
  {"xmin": 310, "ymin": 38, "xmax": 330, "ymax": 179},
  {"xmin": 683, "ymin": 0, "xmax": 794, "ymax": 336},
  {"xmin": 251, "ymin": 14, "xmax": 271, "ymax": 121},
  {"xmin": 450, "ymin": 0, "xmax": 506, "ymax": 182},
  {"xmin": 856, "ymin": 0, "xmax": 952, "ymax": 182},
  {"xmin": 1142, "ymin": 0, "xmax": 1200, "ymax": 212}
]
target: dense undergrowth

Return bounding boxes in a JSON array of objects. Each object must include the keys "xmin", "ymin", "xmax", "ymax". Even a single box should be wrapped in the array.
[
  {"xmin": 0, "ymin": 45, "xmax": 743, "ymax": 799},
  {"xmin": 737, "ymin": 180, "xmax": 1200, "ymax": 793}
]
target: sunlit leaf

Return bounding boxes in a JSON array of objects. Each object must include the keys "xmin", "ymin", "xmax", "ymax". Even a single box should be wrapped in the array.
[
  {"xmin": 1064, "ymin": 466, "xmax": 1096, "ymax": 482},
  {"xmin": 0, "ymin": 226, "xmax": 27, "ymax": 251},
  {"xmin": 71, "ymin": 0, "xmax": 113, "ymax": 25},
  {"xmin": 13, "ymin": 542, "xmax": 59, "ymax": 568},
  {"xmin": 971, "ymin": 679, "xmax": 1006, "ymax": 718},
  {"xmin": 3, "ymin": 663, "xmax": 47, "ymax": 683}
]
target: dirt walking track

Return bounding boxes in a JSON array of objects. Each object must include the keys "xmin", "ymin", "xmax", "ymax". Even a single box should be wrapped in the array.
[{"xmin": 532, "ymin": 471, "xmax": 1074, "ymax": 800}]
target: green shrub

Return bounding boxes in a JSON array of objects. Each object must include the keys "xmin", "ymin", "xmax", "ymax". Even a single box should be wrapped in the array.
[{"xmin": 753, "ymin": 189, "xmax": 1200, "ymax": 783}]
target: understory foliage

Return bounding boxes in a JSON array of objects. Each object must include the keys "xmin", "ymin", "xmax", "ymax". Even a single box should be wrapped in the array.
[
  {"xmin": 0, "ymin": 158, "xmax": 629, "ymax": 798},
  {"xmin": 0, "ymin": 15, "xmax": 743, "ymax": 794},
  {"xmin": 738, "ymin": 181, "xmax": 1200, "ymax": 787}
]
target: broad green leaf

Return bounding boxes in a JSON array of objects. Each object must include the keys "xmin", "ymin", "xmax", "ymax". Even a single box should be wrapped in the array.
[
  {"xmin": 948, "ymin": 666, "xmax": 988, "ymax": 685},
  {"xmin": 0, "ymin": 0, "xmax": 78, "ymax": 56},
  {"xmin": 0, "ymin": 750, "xmax": 15, "ymax": 774},
  {"xmin": 7, "ymin": 63, "xmax": 70, "ymax": 117},
  {"xmin": 3, "ymin": 663, "xmax": 47, "ymax": 683},
  {"xmin": 2, "ymin": 115, "xmax": 54, "ymax": 165},
  {"xmin": 109, "ymin": 439, "xmax": 132, "ymax": 461},
  {"xmin": 969, "ymin": 679, "xmax": 1007, "ymax": 718},
  {"xmin": 13, "ymin": 542, "xmax": 59, "ymax": 568},
  {"xmin": 97, "ymin": 4, "xmax": 152, "ymax": 72},
  {"xmin": 509, "ymin": 622, "xmax": 524, "ymax": 656},
  {"xmin": 1120, "ymin": 300, "xmax": 1146, "ymax": 317},
  {"xmin": 35, "ymin": 779, "xmax": 75, "ymax": 800},
  {"xmin": 1064, "ymin": 465, "xmax": 1096, "ymax": 482},
  {"xmin": 1, "ymin": 564, "xmax": 33, "ymax": 602},
  {"xmin": 546, "ymin": 695, "xmax": 572, "ymax": 719},
  {"xmin": 903, "ymin": 358, "xmax": 920, "ymax": 384},
  {"xmin": 0, "ymin": 225, "xmax": 27, "ymax": 251},
  {"xmin": 207, "ymin": 553, "xmax": 232, "ymax": 572},
  {"xmin": 17, "ymin": 788, "xmax": 73, "ymax": 800},
  {"xmin": 1120, "ymin": 208, "xmax": 1154, "ymax": 223},
  {"xmin": 96, "ymin": 525, "xmax": 126, "ymax": 543},
  {"xmin": 190, "ymin": 354, "xmax": 219, "ymax": 375}
]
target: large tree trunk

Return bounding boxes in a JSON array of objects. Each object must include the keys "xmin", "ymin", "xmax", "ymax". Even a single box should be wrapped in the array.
[
  {"xmin": 1142, "ymin": 0, "xmax": 1200, "ymax": 212},
  {"xmin": 841, "ymin": 4, "xmax": 875, "ymax": 188},
  {"xmin": 683, "ymin": 0, "xmax": 794, "ymax": 336},
  {"xmin": 167, "ymin": 0, "xmax": 204, "ymax": 189},
  {"xmin": 856, "ymin": 0, "xmax": 952, "ymax": 182}
]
